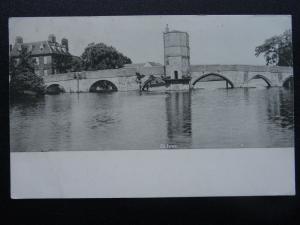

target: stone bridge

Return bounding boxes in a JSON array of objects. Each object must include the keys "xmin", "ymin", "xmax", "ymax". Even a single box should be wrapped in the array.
[
  {"xmin": 44, "ymin": 64, "xmax": 293, "ymax": 92},
  {"xmin": 190, "ymin": 65, "xmax": 293, "ymax": 88},
  {"xmin": 44, "ymin": 66, "xmax": 164, "ymax": 92}
]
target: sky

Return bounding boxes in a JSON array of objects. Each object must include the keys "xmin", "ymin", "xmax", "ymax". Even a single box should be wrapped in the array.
[{"xmin": 9, "ymin": 15, "xmax": 292, "ymax": 65}]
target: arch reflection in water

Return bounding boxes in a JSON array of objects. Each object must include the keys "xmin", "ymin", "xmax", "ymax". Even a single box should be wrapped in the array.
[{"xmin": 165, "ymin": 92, "xmax": 192, "ymax": 148}]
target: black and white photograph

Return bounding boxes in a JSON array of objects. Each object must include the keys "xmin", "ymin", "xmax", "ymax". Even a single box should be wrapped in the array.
[{"xmin": 9, "ymin": 15, "xmax": 295, "ymax": 198}]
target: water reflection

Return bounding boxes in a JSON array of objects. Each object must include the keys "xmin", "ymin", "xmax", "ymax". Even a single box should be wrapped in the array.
[
  {"xmin": 10, "ymin": 95, "xmax": 46, "ymax": 116},
  {"xmin": 266, "ymin": 88, "xmax": 294, "ymax": 129},
  {"xmin": 10, "ymin": 88, "xmax": 294, "ymax": 152},
  {"xmin": 165, "ymin": 92, "xmax": 192, "ymax": 148}
]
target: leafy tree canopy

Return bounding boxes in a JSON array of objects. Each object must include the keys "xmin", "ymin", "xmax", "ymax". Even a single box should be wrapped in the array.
[
  {"xmin": 68, "ymin": 56, "xmax": 84, "ymax": 72},
  {"xmin": 10, "ymin": 47, "xmax": 45, "ymax": 96},
  {"xmin": 52, "ymin": 54, "xmax": 72, "ymax": 73},
  {"xmin": 255, "ymin": 29, "xmax": 293, "ymax": 66},
  {"xmin": 52, "ymin": 54, "xmax": 83, "ymax": 73},
  {"xmin": 81, "ymin": 43, "xmax": 132, "ymax": 71}
]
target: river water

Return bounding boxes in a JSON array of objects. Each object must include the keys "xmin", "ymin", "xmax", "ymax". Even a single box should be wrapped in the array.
[{"xmin": 10, "ymin": 85, "xmax": 294, "ymax": 152}]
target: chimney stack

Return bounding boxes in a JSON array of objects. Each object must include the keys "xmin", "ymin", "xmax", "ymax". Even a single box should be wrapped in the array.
[
  {"xmin": 48, "ymin": 34, "xmax": 56, "ymax": 43},
  {"xmin": 61, "ymin": 38, "xmax": 69, "ymax": 52}
]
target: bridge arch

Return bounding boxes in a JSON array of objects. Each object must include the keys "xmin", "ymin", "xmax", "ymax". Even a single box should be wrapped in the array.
[
  {"xmin": 89, "ymin": 80, "xmax": 118, "ymax": 92},
  {"xmin": 142, "ymin": 76, "xmax": 166, "ymax": 91},
  {"xmin": 45, "ymin": 84, "xmax": 66, "ymax": 94},
  {"xmin": 192, "ymin": 73, "xmax": 234, "ymax": 88},
  {"xmin": 282, "ymin": 75, "xmax": 294, "ymax": 88},
  {"xmin": 247, "ymin": 74, "xmax": 272, "ymax": 87}
]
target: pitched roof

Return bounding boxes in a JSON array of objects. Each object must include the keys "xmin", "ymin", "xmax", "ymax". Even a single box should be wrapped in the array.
[
  {"xmin": 124, "ymin": 63, "xmax": 145, "ymax": 68},
  {"xmin": 146, "ymin": 62, "xmax": 162, "ymax": 66},
  {"xmin": 10, "ymin": 40, "xmax": 70, "ymax": 57},
  {"xmin": 124, "ymin": 62, "xmax": 162, "ymax": 68}
]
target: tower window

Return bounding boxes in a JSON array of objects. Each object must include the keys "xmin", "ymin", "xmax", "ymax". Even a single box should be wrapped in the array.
[{"xmin": 174, "ymin": 71, "xmax": 178, "ymax": 79}]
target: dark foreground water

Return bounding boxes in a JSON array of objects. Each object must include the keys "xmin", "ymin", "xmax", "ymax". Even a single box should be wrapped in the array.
[{"xmin": 10, "ymin": 87, "xmax": 294, "ymax": 152}]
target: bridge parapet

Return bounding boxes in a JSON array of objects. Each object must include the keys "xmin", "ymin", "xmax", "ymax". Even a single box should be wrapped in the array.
[
  {"xmin": 44, "ymin": 67, "xmax": 138, "ymax": 83},
  {"xmin": 44, "ymin": 72, "xmax": 75, "ymax": 83},
  {"xmin": 44, "ymin": 66, "xmax": 166, "ymax": 84},
  {"xmin": 268, "ymin": 66, "xmax": 293, "ymax": 73},
  {"xmin": 44, "ymin": 64, "xmax": 293, "ymax": 92},
  {"xmin": 82, "ymin": 67, "xmax": 137, "ymax": 79},
  {"xmin": 191, "ymin": 64, "xmax": 293, "ymax": 73},
  {"xmin": 190, "ymin": 65, "xmax": 293, "ymax": 88}
]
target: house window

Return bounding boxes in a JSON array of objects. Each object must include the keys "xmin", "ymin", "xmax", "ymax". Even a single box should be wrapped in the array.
[
  {"xmin": 174, "ymin": 71, "xmax": 178, "ymax": 79},
  {"xmin": 35, "ymin": 57, "xmax": 39, "ymax": 65},
  {"xmin": 44, "ymin": 69, "xmax": 48, "ymax": 76},
  {"xmin": 44, "ymin": 56, "xmax": 47, "ymax": 64},
  {"xmin": 46, "ymin": 56, "xmax": 52, "ymax": 64}
]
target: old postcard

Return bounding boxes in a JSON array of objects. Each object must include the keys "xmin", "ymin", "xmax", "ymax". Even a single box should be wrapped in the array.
[{"xmin": 9, "ymin": 15, "xmax": 295, "ymax": 198}]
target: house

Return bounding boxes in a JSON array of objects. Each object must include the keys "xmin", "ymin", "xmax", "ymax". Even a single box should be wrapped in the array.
[{"xmin": 10, "ymin": 34, "xmax": 72, "ymax": 76}]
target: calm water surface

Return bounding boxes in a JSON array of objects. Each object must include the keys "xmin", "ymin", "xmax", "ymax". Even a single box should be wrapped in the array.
[{"xmin": 10, "ymin": 87, "xmax": 294, "ymax": 151}]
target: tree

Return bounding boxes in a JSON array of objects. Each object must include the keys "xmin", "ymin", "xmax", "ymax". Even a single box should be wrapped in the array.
[
  {"xmin": 255, "ymin": 29, "xmax": 293, "ymax": 66},
  {"xmin": 52, "ymin": 54, "xmax": 72, "ymax": 73},
  {"xmin": 68, "ymin": 56, "xmax": 84, "ymax": 72},
  {"xmin": 81, "ymin": 43, "xmax": 132, "ymax": 71},
  {"xmin": 10, "ymin": 46, "xmax": 45, "ymax": 96},
  {"xmin": 52, "ymin": 54, "xmax": 84, "ymax": 73}
]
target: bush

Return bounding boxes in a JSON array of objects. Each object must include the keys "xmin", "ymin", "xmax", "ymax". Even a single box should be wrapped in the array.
[
  {"xmin": 10, "ymin": 71, "xmax": 45, "ymax": 96},
  {"xmin": 10, "ymin": 47, "xmax": 45, "ymax": 96}
]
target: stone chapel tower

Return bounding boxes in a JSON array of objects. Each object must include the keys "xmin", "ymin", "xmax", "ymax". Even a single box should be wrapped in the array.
[{"xmin": 163, "ymin": 25, "xmax": 191, "ymax": 80}]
